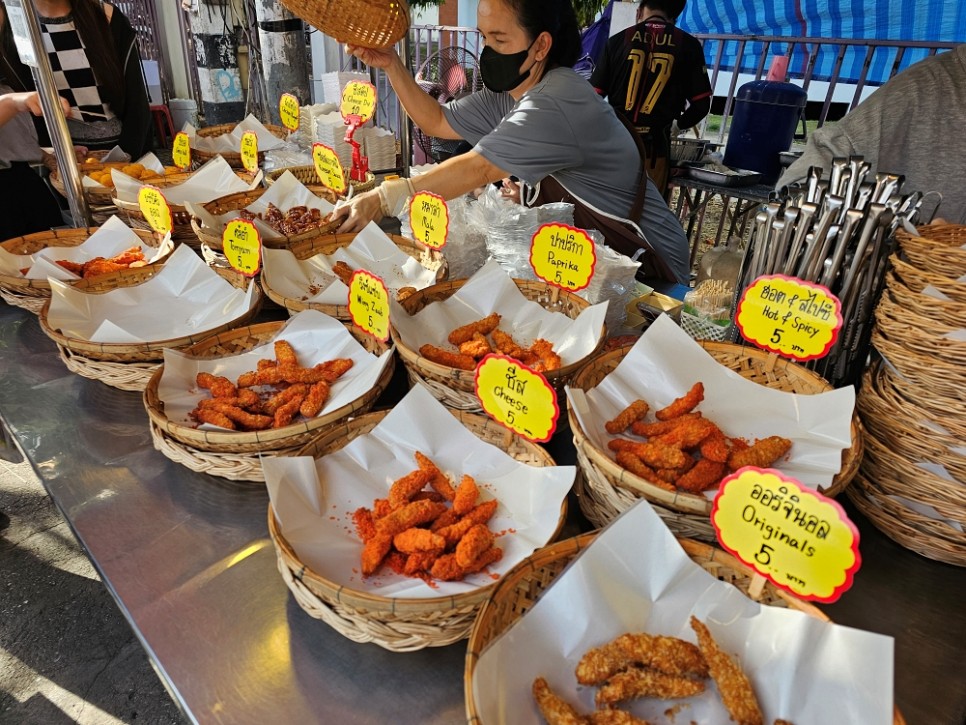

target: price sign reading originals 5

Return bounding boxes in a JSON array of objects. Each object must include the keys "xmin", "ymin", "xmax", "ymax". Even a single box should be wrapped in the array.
[
  {"xmin": 239, "ymin": 131, "xmax": 259, "ymax": 173},
  {"xmin": 340, "ymin": 80, "xmax": 376, "ymax": 124},
  {"xmin": 348, "ymin": 270, "xmax": 390, "ymax": 342},
  {"xmin": 529, "ymin": 223, "xmax": 596, "ymax": 292},
  {"xmin": 137, "ymin": 186, "xmax": 172, "ymax": 235},
  {"xmin": 736, "ymin": 275, "xmax": 842, "ymax": 361},
  {"xmin": 222, "ymin": 219, "xmax": 261, "ymax": 277},
  {"xmin": 408, "ymin": 192, "xmax": 449, "ymax": 249},
  {"xmin": 279, "ymin": 93, "xmax": 300, "ymax": 131},
  {"xmin": 172, "ymin": 131, "xmax": 191, "ymax": 171},
  {"xmin": 312, "ymin": 143, "xmax": 346, "ymax": 194},
  {"xmin": 475, "ymin": 354, "xmax": 559, "ymax": 443},
  {"xmin": 711, "ymin": 468, "xmax": 861, "ymax": 602}
]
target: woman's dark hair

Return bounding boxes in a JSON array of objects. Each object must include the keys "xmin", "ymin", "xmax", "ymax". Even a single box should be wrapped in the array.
[
  {"xmin": 504, "ymin": 0, "xmax": 582, "ymax": 69},
  {"xmin": 638, "ymin": 0, "xmax": 687, "ymax": 21}
]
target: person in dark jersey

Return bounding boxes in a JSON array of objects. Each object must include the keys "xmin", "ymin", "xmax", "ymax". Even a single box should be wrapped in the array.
[{"xmin": 591, "ymin": 0, "xmax": 712, "ymax": 195}]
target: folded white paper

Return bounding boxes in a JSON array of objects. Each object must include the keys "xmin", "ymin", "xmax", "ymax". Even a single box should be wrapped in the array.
[{"xmin": 184, "ymin": 114, "xmax": 287, "ymax": 153}]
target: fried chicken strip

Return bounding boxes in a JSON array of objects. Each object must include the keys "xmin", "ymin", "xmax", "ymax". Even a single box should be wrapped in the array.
[
  {"xmin": 388, "ymin": 468, "xmax": 434, "ymax": 509},
  {"xmin": 352, "ymin": 507, "xmax": 377, "ymax": 543},
  {"xmin": 605, "ymin": 400, "xmax": 651, "ymax": 435},
  {"xmin": 588, "ymin": 710, "xmax": 651, "ymax": 725},
  {"xmin": 375, "ymin": 500, "xmax": 448, "ymax": 538},
  {"xmin": 653, "ymin": 417, "xmax": 719, "ymax": 450},
  {"xmin": 613, "ymin": 451, "xmax": 676, "ymax": 492},
  {"xmin": 414, "ymin": 451, "xmax": 455, "ymax": 501},
  {"xmin": 274, "ymin": 339, "xmax": 299, "ymax": 367},
  {"xmin": 630, "ymin": 413, "xmax": 702, "ymax": 438},
  {"xmin": 393, "ymin": 527, "xmax": 445, "ymax": 554},
  {"xmin": 727, "ymin": 436, "xmax": 793, "ymax": 471},
  {"xmin": 191, "ymin": 408, "xmax": 235, "ymax": 430},
  {"xmin": 531, "ymin": 338, "xmax": 562, "ymax": 372},
  {"xmin": 690, "ymin": 616, "xmax": 763, "ymax": 725},
  {"xmin": 435, "ymin": 499, "xmax": 499, "ymax": 546},
  {"xmin": 202, "ymin": 402, "xmax": 273, "ymax": 430},
  {"xmin": 655, "ymin": 382, "xmax": 705, "ymax": 421},
  {"xmin": 299, "ymin": 380, "xmax": 330, "ymax": 418},
  {"xmin": 455, "ymin": 523, "xmax": 494, "ymax": 568},
  {"xmin": 361, "ymin": 532, "xmax": 393, "ymax": 576},
  {"xmin": 458, "ymin": 332, "xmax": 492, "ymax": 359},
  {"xmin": 532, "ymin": 677, "xmax": 588, "ymax": 725},
  {"xmin": 594, "ymin": 667, "xmax": 706, "ymax": 707},
  {"xmin": 576, "ymin": 632, "xmax": 709, "ymax": 685},
  {"xmin": 196, "ymin": 372, "xmax": 238, "ymax": 399},
  {"xmin": 430, "ymin": 544, "xmax": 503, "ymax": 581},
  {"xmin": 608, "ymin": 438, "xmax": 691, "ymax": 470},
  {"xmin": 419, "ymin": 343, "xmax": 476, "ymax": 371},
  {"xmin": 674, "ymin": 458, "xmax": 727, "ymax": 493},
  {"xmin": 448, "ymin": 312, "xmax": 501, "ymax": 345},
  {"xmin": 452, "ymin": 474, "xmax": 479, "ymax": 515}
]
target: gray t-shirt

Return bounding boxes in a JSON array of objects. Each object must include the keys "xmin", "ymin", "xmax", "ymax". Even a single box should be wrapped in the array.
[
  {"xmin": 443, "ymin": 67, "xmax": 691, "ymax": 282},
  {"xmin": 0, "ymin": 84, "xmax": 42, "ymax": 168}
]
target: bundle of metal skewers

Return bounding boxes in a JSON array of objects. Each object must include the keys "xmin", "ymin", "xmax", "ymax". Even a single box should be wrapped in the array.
[{"xmin": 733, "ymin": 156, "xmax": 933, "ymax": 387}]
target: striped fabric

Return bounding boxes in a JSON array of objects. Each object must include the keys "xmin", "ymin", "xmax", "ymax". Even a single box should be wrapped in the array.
[{"xmin": 679, "ymin": 0, "xmax": 965, "ymax": 85}]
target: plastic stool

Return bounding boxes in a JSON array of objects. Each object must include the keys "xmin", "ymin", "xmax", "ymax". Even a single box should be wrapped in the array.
[{"xmin": 150, "ymin": 104, "xmax": 175, "ymax": 147}]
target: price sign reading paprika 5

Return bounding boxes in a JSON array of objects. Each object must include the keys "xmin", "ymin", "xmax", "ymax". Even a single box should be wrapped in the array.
[
  {"xmin": 239, "ymin": 130, "xmax": 259, "ymax": 173},
  {"xmin": 340, "ymin": 80, "xmax": 377, "ymax": 124},
  {"xmin": 222, "ymin": 219, "xmax": 262, "ymax": 277},
  {"xmin": 474, "ymin": 354, "xmax": 559, "ymax": 443},
  {"xmin": 711, "ymin": 468, "xmax": 861, "ymax": 603},
  {"xmin": 408, "ymin": 191, "xmax": 449, "ymax": 249},
  {"xmin": 279, "ymin": 92, "xmax": 300, "ymax": 131},
  {"xmin": 529, "ymin": 223, "xmax": 597, "ymax": 292},
  {"xmin": 348, "ymin": 270, "xmax": 390, "ymax": 342},
  {"xmin": 735, "ymin": 275, "xmax": 842, "ymax": 361},
  {"xmin": 137, "ymin": 186, "xmax": 172, "ymax": 235},
  {"xmin": 312, "ymin": 142, "xmax": 346, "ymax": 194},
  {"xmin": 171, "ymin": 131, "xmax": 191, "ymax": 171}
]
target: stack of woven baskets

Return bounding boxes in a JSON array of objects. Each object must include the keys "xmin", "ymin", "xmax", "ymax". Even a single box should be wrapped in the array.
[{"xmin": 850, "ymin": 224, "xmax": 966, "ymax": 566}]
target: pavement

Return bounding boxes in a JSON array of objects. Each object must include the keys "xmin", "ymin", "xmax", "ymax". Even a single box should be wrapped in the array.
[{"xmin": 0, "ymin": 434, "xmax": 186, "ymax": 725}]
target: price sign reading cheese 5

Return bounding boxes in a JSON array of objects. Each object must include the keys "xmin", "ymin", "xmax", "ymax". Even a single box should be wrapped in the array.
[
  {"xmin": 529, "ymin": 223, "xmax": 596, "ymax": 292},
  {"xmin": 239, "ymin": 130, "xmax": 259, "ymax": 173},
  {"xmin": 735, "ymin": 275, "xmax": 842, "ymax": 361},
  {"xmin": 172, "ymin": 131, "xmax": 191, "ymax": 171},
  {"xmin": 408, "ymin": 191, "xmax": 449, "ymax": 249},
  {"xmin": 222, "ymin": 219, "xmax": 262, "ymax": 277},
  {"xmin": 474, "ymin": 354, "xmax": 559, "ymax": 443},
  {"xmin": 312, "ymin": 142, "xmax": 346, "ymax": 194},
  {"xmin": 279, "ymin": 93, "xmax": 300, "ymax": 131},
  {"xmin": 137, "ymin": 186, "xmax": 172, "ymax": 234},
  {"xmin": 340, "ymin": 80, "xmax": 376, "ymax": 124},
  {"xmin": 348, "ymin": 270, "xmax": 390, "ymax": 342},
  {"xmin": 711, "ymin": 468, "xmax": 861, "ymax": 603}
]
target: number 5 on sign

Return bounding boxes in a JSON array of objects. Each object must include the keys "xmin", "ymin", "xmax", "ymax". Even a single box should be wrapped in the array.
[
  {"xmin": 347, "ymin": 270, "xmax": 390, "ymax": 342},
  {"xmin": 279, "ymin": 93, "xmax": 300, "ymax": 131},
  {"xmin": 312, "ymin": 143, "xmax": 346, "ymax": 194},
  {"xmin": 408, "ymin": 191, "xmax": 449, "ymax": 249},
  {"xmin": 240, "ymin": 131, "xmax": 259, "ymax": 173}
]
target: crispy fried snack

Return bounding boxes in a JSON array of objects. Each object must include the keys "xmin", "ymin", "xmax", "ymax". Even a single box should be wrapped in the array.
[
  {"xmin": 415, "ymin": 451, "xmax": 456, "ymax": 501},
  {"xmin": 393, "ymin": 527, "xmax": 445, "ymax": 554},
  {"xmin": 699, "ymin": 431, "xmax": 731, "ymax": 463},
  {"xmin": 403, "ymin": 550, "xmax": 440, "ymax": 577},
  {"xmin": 613, "ymin": 451, "xmax": 675, "ymax": 492},
  {"xmin": 202, "ymin": 402, "xmax": 273, "ymax": 430},
  {"xmin": 361, "ymin": 533, "xmax": 393, "ymax": 576},
  {"xmin": 458, "ymin": 332, "xmax": 492, "ymax": 359},
  {"xmin": 452, "ymin": 474, "xmax": 480, "ymax": 515},
  {"xmin": 55, "ymin": 259, "xmax": 85, "ymax": 275},
  {"xmin": 455, "ymin": 523, "xmax": 494, "ymax": 568},
  {"xmin": 491, "ymin": 328, "xmax": 528, "ymax": 359},
  {"xmin": 196, "ymin": 372, "xmax": 238, "ymax": 399},
  {"xmin": 273, "ymin": 395, "xmax": 304, "ymax": 428},
  {"xmin": 262, "ymin": 384, "xmax": 309, "ymax": 416},
  {"xmin": 655, "ymin": 382, "xmax": 705, "ymax": 421},
  {"xmin": 196, "ymin": 389, "xmax": 261, "ymax": 411},
  {"xmin": 332, "ymin": 260, "xmax": 354, "ymax": 285},
  {"xmin": 607, "ymin": 439, "xmax": 691, "ymax": 470},
  {"xmin": 430, "ymin": 544, "xmax": 503, "ymax": 580},
  {"xmin": 274, "ymin": 339, "xmax": 299, "ymax": 367},
  {"xmin": 576, "ymin": 633, "xmax": 709, "ymax": 685},
  {"xmin": 728, "ymin": 436, "xmax": 792, "ymax": 471},
  {"xmin": 419, "ymin": 343, "xmax": 476, "ymax": 371},
  {"xmin": 653, "ymin": 417, "xmax": 719, "ymax": 450},
  {"xmin": 531, "ymin": 338, "xmax": 562, "ymax": 372},
  {"xmin": 588, "ymin": 710, "xmax": 650, "ymax": 725},
  {"xmin": 318, "ymin": 358, "xmax": 354, "ymax": 382},
  {"xmin": 690, "ymin": 616, "xmax": 763, "ymax": 725},
  {"xmin": 674, "ymin": 459, "xmax": 727, "ymax": 493},
  {"xmin": 397, "ymin": 286, "xmax": 417, "ymax": 302},
  {"xmin": 352, "ymin": 507, "xmax": 377, "ymax": 543},
  {"xmin": 532, "ymin": 677, "xmax": 587, "ymax": 725},
  {"xmin": 191, "ymin": 408, "xmax": 236, "ymax": 430},
  {"xmin": 594, "ymin": 667, "xmax": 706, "ymax": 707},
  {"xmin": 436, "ymin": 499, "xmax": 499, "ymax": 546},
  {"xmin": 429, "ymin": 506, "xmax": 461, "ymax": 532},
  {"xmin": 605, "ymin": 400, "xmax": 651, "ymax": 435},
  {"xmin": 388, "ymin": 468, "xmax": 434, "ymax": 509},
  {"xmin": 299, "ymin": 380, "xmax": 330, "ymax": 418},
  {"xmin": 630, "ymin": 413, "xmax": 702, "ymax": 438},
  {"xmin": 448, "ymin": 312, "xmax": 501, "ymax": 345},
  {"xmin": 372, "ymin": 498, "xmax": 393, "ymax": 519},
  {"xmin": 375, "ymin": 500, "xmax": 448, "ymax": 538}
]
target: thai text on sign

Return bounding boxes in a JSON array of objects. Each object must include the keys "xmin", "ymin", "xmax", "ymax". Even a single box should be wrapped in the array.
[
  {"xmin": 240, "ymin": 131, "xmax": 259, "ymax": 173},
  {"xmin": 529, "ymin": 223, "xmax": 596, "ymax": 292},
  {"xmin": 137, "ymin": 186, "xmax": 172, "ymax": 235},
  {"xmin": 341, "ymin": 81, "xmax": 377, "ymax": 124},
  {"xmin": 222, "ymin": 219, "xmax": 262, "ymax": 277},
  {"xmin": 348, "ymin": 270, "xmax": 390, "ymax": 342},
  {"xmin": 408, "ymin": 191, "xmax": 449, "ymax": 249},
  {"xmin": 312, "ymin": 143, "xmax": 346, "ymax": 194},
  {"xmin": 475, "ymin": 354, "xmax": 559, "ymax": 443},
  {"xmin": 279, "ymin": 93, "xmax": 300, "ymax": 131},
  {"xmin": 172, "ymin": 131, "xmax": 191, "ymax": 171}
]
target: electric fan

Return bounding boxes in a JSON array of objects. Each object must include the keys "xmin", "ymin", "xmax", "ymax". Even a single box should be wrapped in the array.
[{"xmin": 412, "ymin": 46, "xmax": 483, "ymax": 163}]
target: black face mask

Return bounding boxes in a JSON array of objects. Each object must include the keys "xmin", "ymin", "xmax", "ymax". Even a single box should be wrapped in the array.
[{"xmin": 480, "ymin": 39, "xmax": 536, "ymax": 93}]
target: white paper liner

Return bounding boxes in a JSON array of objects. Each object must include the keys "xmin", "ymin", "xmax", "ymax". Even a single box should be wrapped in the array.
[
  {"xmin": 158, "ymin": 309, "xmax": 393, "ymax": 430},
  {"xmin": 261, "ymin": 383, "xmax": 575, "ymax": 599},
  {"xmin": 472, "ymin": 500, "xmax": 894, "ymax": 725},
  {"xmin": 261, "ymin": 221, "xmax": 439, "ymax": 302},
  {"xmin": 46, "ymin": 244, "xmax": 255, "ymax": 343},
  {"xmin": 113, "ymin": 156, "xmax": 259, "ymax": 205},
  {"xmin": 183, "ymin": 114, "xmax": 287, "ymax": 153},
  {"xmin": 390, "ymin": 259, "xmax": 608, "ymax": 365},
  {"xmin": 566, "ymin": 315, "xmax": 854, "ymax": 495},
  {"xmin": 81, "ymin": 151, "xmax": 164, "ymax": 188}
]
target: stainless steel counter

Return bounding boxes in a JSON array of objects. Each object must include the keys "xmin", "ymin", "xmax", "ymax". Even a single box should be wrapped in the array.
[{"xmin": 1, "ymin": 302, "xmax": 964, "ymax": 725}]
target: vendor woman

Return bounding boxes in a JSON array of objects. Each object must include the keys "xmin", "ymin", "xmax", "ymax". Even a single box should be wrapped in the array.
[{"xmin": 332, "ymin": 0, "xmax": 691, "ymax": 283}]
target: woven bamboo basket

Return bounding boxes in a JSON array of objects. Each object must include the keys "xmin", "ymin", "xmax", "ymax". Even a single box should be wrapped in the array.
[
  {"xmin": 391, "ymin": 279, "xmax": 606, "ymax": 412},
  {"xmin": 874, "ymin": 292, "xmax": 966, "ymax": 366},
  {"xmin": 191, "ymin": 123, "xmax": 289, "ymax": 168},
  {"xmin": 189, "ymin": 188, "xmax": 341, "ymax": 250},
  {"xmin": 464, "ymin": 530, "xmax": 907, "ymax": 725},
  {"xmin": 869, "ymin": 327, "xmax": 963, "ymax": 401},
  {"xmin": 568, "ymin": 342, "xmax": 862, "ymax": 540},
  {"xmin": 884, "ymin": 272, "xmax": 966, "ymax": 327},
  {"xmin": 889, "ymin": 254, "xmax": 966, "ymax": 303},
  {"xmin": 265, "ymin": 165, "xmax": 376, "ymax": 197},
  {"xmin": 0, "ymin": 226, "xmax": 165, "ymax": 314},
  {"xmin": 278, "ymin": 0, "xmax": 409, "ymax": 48},
  {"xmin": 143, "ymin": 319, "xmax": 394, "ymax": 454},
  {"xmin": 261, "ymin": 232, "xmax": 447, "ymax": 319},
  {"xmin": 895, "ymin": 224, "xmax": 966, "ymax": 278},
  {"xmin": 865, "ymin": 360, "xmax": 966, "ymax": 438},
  {"xmin": 268, "ymin": 407, "xmax": 566, "ymax": 652}
]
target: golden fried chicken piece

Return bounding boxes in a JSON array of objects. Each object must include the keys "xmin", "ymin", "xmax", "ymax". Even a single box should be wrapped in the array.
[
  {"xmin": 455, "ymin": 523, "xmax": 494, "ymax": 568},
  {"xmin": 605, "ymin": 400, "xmax": 650, "ymax": 435},
  {"xmin": 299, "ymin": 380, "xmax": 330, "ymax": 418},
  {"xmin": 588, "ymin": 710, "xmax": 650, "ymax": 725},
  {"xmin": 607, "ymin": 439, "xmax": 691, "ymax": 470},
  {"xmin": 675, "ymin": 458, "xmax": 727, "ymax": 493},
  {"xmin": 653, "ymin": 417, "xmax": 719, "ymax": 450},
  {"xmin": 690, "ymin": 616, "xmax": 763, "ymax": 725},
  {"xmin": 576, "ymin": 632, "xmax": 709, "ymax": 685},
  {"xmin": 388, "ymin": 468, "xmax": 434, "ymax": 509},
  {"xmin": 532, "ymin": 677, "xmax": 588, "ymax": 725},
  {"xmin": 191, "ymin": 408, "xmax": 235, "ymax": 430},
  {"xmin": 458, "ymin": 332, "xmax": 492, "ymax": 359},
  {"xmin": 699, "ymin": 431, "xmax": 732, "ymax": 463},
  {"xmin": 361, "ymin": 532, "xmax": 393, "ymax": 576},
  {"xmin": 262, "ymin": 384, "xmax": 309, "ymax": 415},
  {"xmin": 490, "ymin": 328, "xmax": 529, "ymax": 359},
  {"xmin": 531, "ymin": 338, "xmax": 562, "ymax": 372},
  {"xmin": 613, "ymin": 451, "xmax": 675, "ymax": 492},
  {"xmin": 436, "ymin": 499, "xmax": 499, "ymax": 546},
  {"xmin": 419, "ymin": 343, "xmax": 476, "ymax": 371},
  {"xmin": 392, "ymin": 527, "xmax": 445, "ymax": 554},
  {"xmin": 594, "ymin": 667, "xmax": 706, "ymax": 707},
  {"xmin": 448, "ymin": 312, "xmax": 501, "ymax": 345},
  {"xmin": 630, "ymin": 413, "xmax": 702, "ymax": 438},
  {"xmin": 430, "ymin": 544, "xmax": 502, "ymax": 580},
  {"xmin": 352, "ymin": 507, "xmax": 377, "ymax": 543},
  {"xmin": 727, "ymin": 436, "xmax": 792, "ymax": 472},
  {"xmin": 375, "ymin": 500, "xmax": 448, "ymax": 538},
  {"xmin": 196, "ymin": 371, "xmax": 238, "ymax": 399},
  {"xmin": 655, "ymin": 382, "xmax": 705, "ymax": 421},
  {"xmin": 414, "ymin": 451, "xmax": 455, "ymax": 501},
  {"xmin": 397, "ymin": 286, "xmax": 417, "ymax": 302},
  {"xmin": 274, "ymin": 339, "xmax": 299, "ymax": 367},
  {"xmin": 332, "ymin": 260, "xmax": 354, "ymax": 285},
  {"xmin": 272, "ymin": 394, "xmax": 304, "ymax": 428},
  {"xmin": 452, "ymin": 474, "xmax": 480, "ymax": 515},
  {"xmin": 202, "ymin": 402, "xmax": 273, "ymax": 431}
]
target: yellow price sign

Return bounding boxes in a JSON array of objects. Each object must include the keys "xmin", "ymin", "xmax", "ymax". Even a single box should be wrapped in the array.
[
  {"xmin": 279, "ymin": 92, "xmax": 300, "ymax": 131},
  {"xmin": 222, "ymin": 219, "xmax": 262, "ymax": 277},
  {"xmin": 348, "ymin": 269, "xmax": 390, "ymax": 342},
  {"xmin": 239, "ymin": 130, "xmax": 259, "ymax": 173},
  {"xmin": 474, "ymin": 354, "xmax": 559, "ymax": 443},
  {"xmin": 529, "ymin": 223, "xmax": 597, "ymax": 292},
  {"xmin": 340, "ymin": 80, "xmax": 377, "ymax": 124},
  {"xmin": 172, "ymin": 131, "xmax": 191, "ymax": 171},
  {"xmin": 312, "ymin": 142, "xmax": 347, "ymax": 194},
  {"xmin": 735, "ymin": 275, "xmax": 842, "ymax": 361},
  {"xmin": 137, "ymin": 186, "xmax": 172, "ymax": 235},
  {"xmin": 711, "ymin": 468, "xmax": 861, "ymax": 603},
  {"xmin": 408, "ymin": 191, "xmax": 449, "ymax": 249}
]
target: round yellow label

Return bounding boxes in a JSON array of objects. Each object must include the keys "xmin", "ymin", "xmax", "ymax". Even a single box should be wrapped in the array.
[
  {"xmin": 735, "ymin": 275, "xmax": 842, "ymax": 361},
  {"xmin": 222, "ymin": 219, "xmax": 262, "ymax": 277},
  {"xmin": 474, "ymin": 354, "xmax": 559, "ymax": 443},
  {"xmin": 312, "ymin": 143, "xmax": 346, "ymax": 194},
  {"xmin": 711, "ymin": 468, "xmax": 861, "ymax": 603},
  {"xmin": 279, "ymin": 93, "xmax": 300, "ymax": 131},
  {"xmin": 348, "ymin": 269, "xmax": 390, "ymax": 342},
  {"xmin": 172, "ymin": 131, "xmax": 191, "ymax": 171},
  {"xmin": 137, "ymin": 186, "xmax": 172, "ymax": 235},
  {"xmin": 239, "ymin": 131, "xmax": 259, "ymax": 173},
  {"xmin": 529, "ymin": 223, "xmax": 597, "ymax": 292},
  {"xmin": 408, "ymin": 191, "xmax": 449, "ymax": 249},
  {"xmin": 340, "ymin": 80, "xmax": 377, "ymax": 124}
]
